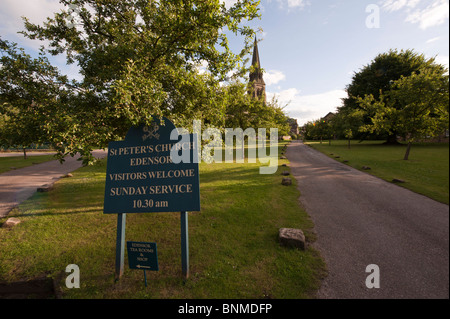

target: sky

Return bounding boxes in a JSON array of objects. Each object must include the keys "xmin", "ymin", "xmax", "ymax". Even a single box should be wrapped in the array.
[{"xmin": 0, "ymin": 0, "xmax": 449, "ymax": 126}]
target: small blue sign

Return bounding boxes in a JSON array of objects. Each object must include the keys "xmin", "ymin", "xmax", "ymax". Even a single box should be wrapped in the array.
[{"xmin": 127, "ymin": 241, "xmax": 159, "ymax": 271}]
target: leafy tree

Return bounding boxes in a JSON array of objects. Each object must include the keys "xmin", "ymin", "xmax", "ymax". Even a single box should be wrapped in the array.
[
  {"xmin": 357, "ymin": 69, "xmax": 449, "ymax": 160},
  {"xmin": 331, "ymin": 108, "xmax": 364, "ymax": 148},
  {"xmin": 20, "ymin": 0, "xmax": 262, "ymax": 163},
  {"xmin": 0, "ymin": 104, "xmax": 40, "ymax": 159},
  {"xmin": 343, "ymin": 49, "xmax": 447, "ymax": 143},
  {"xmin": 224, "ymin": 81, "xmax": 289, "ymax": 135},
  {"xmin": 302, "ymin": 121, "xmax": 314, "ymax": 140},
  {"xmin": 303, "ymin": 119, "xmax": 329, "ymax": 142},
  {"xmin": 0, "ymin": 38, "xmax": 74, "ymax": 159},
  {"xmin": 303, "ymin": 121, "xmax": 320, "ymax": 141}
]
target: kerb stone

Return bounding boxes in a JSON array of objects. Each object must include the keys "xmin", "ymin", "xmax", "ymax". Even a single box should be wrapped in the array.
[
  {"xmin": 279, "ymin": 228, "xmax": 306, "ymax": 250},
  {"xmin": 2, "ymin": 217, "xmax": 21, "ymax": 228}
]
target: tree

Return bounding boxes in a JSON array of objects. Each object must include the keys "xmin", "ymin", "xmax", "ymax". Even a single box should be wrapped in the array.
[
  {"xmin": 303, "ymin": 119, "xmax": 329, "ymax": 143},
  {"xmin": 343, "ymin": 49, "xmax": 447, "ymax": 143},
  {"xmin": 0, "ymin": 38, "xmax": 74, "ymax": 159},
  {"xmin": 357, "ymin": 69, "xmax": 449, "ymax": 160},
  {"xmin": 19, "ymin": 0, "xmax": 262, "ymax": 163},
  {"xmin": 302, "ymin": 121, "xmax": 315, "ymax": 140},
  {"xmin": 331, "ymin": 108, "xmax": 364, "ymax": 148},
  {"xmin": 0, "ymin": 104, "xmax": 40, "ymax": 159},
  {"xmin": 224, "ymin": 80, "xmax": 290, "ymax": 136}
]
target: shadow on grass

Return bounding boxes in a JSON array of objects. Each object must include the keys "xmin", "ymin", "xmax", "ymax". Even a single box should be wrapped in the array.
[{"xmin": 11, "ymin": 206, "xmax": 103, "ymax": 218}]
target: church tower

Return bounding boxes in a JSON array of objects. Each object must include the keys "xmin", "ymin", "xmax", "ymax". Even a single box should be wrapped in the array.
[{"xmin": 249, "ymin": 37, "xmax": 266, "ymax": 102}]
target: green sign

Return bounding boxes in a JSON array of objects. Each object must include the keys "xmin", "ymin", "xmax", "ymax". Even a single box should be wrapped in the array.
[
  {"xmin": 104, "ymin": 117, "xmax": 200, "ymax": 214},
  {"xmin": 105, "ymin": 117, "xmax": 197, "ymax": 281},
  {"xmin": 127, "ymin": 241, "xmax": 159, "ymax": 271}
]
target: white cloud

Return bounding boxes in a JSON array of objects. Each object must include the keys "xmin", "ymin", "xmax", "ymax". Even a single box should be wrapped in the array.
[
  {"xmin": 426, "ymin": 36, "xmax": 441, "ymax": 43},
  {"xmin": 264, "ymin": 70, "xmax": 286, "ymax": 86},
  {"xmin": 275, "ymin": 0, "xmax": 310, "ymax": 10},
  {"xmin": 267, "ymin": 89, "xmax": 347, "ymax": 126},
  {"xmin": 380, "ymin": 0, "xmax": 449, "ymax": 29},
  {"xmin": 405, "ymin": 0, "xmax": 449, "ymax": 29},
  {"xmin": 268, "ymin": 87, "xmax": 300, "ymax": 104},
  {"xmin": 380, "ymin": 0, "xmax": 421, "ymax": 12},
  {"xmin": 287, "ymin": 0, "xmax": 308, "ymax": 8}
]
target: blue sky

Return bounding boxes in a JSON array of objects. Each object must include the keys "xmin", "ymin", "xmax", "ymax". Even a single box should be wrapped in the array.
[{"xmin": 1, "ymin": 0, "xmax": 449, "ymax": 125}]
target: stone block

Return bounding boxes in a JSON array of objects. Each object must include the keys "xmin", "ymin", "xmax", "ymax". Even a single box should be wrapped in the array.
[
  {"xmin": 281, "ymin": 178, "xmax": 292, "ymax": 186},
  {"xmin": 279, "ymin": 228, "xmax": 306, "ymax": 250},
  {"xmin": 2, "ymin": 217, "xmax": 21, "ymax": 228}
]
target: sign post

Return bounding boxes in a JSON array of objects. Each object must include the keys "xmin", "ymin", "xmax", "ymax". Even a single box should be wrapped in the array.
[
  {"xmin": 115, "ymin": 213, "xmax": 126, "ymax": 282},
  {"xmin": 103, "ymin": 117, "xmax": 200, "ymax": 281},
  {"xmin": 180, "ymin": 211, "xmax": 189, "ymax": 279}
]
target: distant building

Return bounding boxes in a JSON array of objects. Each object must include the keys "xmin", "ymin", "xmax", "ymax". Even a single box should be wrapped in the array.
[
  {"xmin": 322, "ymin": 112, "xmax": 335, "ymax": 122},
  {"xmin": 248, "ymin": 37, "xmax": 266, "ymax": 102}
]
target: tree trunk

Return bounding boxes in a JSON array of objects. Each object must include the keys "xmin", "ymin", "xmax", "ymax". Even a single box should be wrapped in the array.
[
  {"xmin": 403, "ymin": 142, "xmax": 412, "ymax": 160},
  {"xmin": 23, "ymin": 148, "xmax": 27, "ymax": 160},
  {"xmin": 348, "ymin": 138, "xmax": 351, "ymax": 149},
  {"xmin": 384, "ymin": 134, "xmax": 401, "ymax": 145}
]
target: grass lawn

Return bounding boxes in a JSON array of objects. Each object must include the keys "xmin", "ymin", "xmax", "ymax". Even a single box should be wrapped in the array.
[
  {"xmin": 0, "ymin": 154, "xmax": 57, "ymax": 174},
  {"xmin": 306, "ymin": 140, "xmax": 449, "ymax": 205},
  {"xmin": 0, "ymin": 142, "xmax": 326, "ymax": 299}
]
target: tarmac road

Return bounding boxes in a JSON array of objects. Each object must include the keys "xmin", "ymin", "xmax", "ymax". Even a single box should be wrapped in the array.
[
  {"xmin": 286, "ymin": 140, "xmax": 449, "ymax": 299},
  {"xmin": 0, "ymin": 150, "xmax": 107, "ymax": 218}
]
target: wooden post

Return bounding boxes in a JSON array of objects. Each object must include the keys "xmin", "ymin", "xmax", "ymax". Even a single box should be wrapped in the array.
[
  {"xmin": 115, "ymin": 213, "xmax": 126, "ymax": 282},
  {"xmin": 180, "ymin": 211, "xmax": 189, "ymax": 279}
]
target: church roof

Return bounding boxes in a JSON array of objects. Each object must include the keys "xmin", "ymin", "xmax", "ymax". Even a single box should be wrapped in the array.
[
  {"xmin": 252, "ymin": 37, "xmax": 261, "ymax": 69},
  {"xmin": 249, "ymin": 37, "xmax": 265, "ymax": 84}
]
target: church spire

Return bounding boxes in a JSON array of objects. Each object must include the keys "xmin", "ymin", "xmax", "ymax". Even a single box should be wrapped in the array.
[
  {"xmin": 251, "ymin": 37, "xmax": 262, "ymax": 76},
  {"xmin": 249, "ymin": 37, "xmax": 266, "ymax": 102}
]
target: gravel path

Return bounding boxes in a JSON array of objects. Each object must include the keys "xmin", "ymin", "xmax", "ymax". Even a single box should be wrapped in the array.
[{"xmin": 286, "ymin": 141, "xmax": 449, "ymax": 299}]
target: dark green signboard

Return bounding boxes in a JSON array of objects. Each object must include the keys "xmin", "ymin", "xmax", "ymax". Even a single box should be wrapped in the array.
[
  {"xmin": 127, "ymin": 241, "xmax": 159, "ymax": 271},
  {"xmin": 104, "ymin": 117, "xmax": 200, "ymax": 214},
  {"xmin": 105, "ymin": 117, "xmax": 197, "ymax": 281}
]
